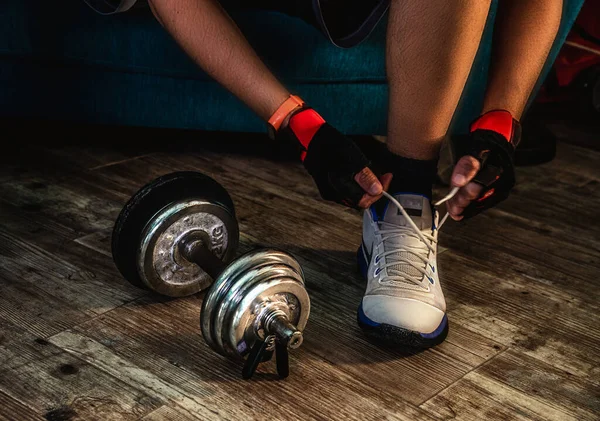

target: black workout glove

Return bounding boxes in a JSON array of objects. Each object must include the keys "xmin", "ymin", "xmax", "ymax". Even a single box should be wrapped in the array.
[
  {"xmin": 275, "ymin": 107, "xmax": 381, "ymax": 208},
  {"xmin": 450, "ymin": 110, "xmax": 521, "ymax": 219}
]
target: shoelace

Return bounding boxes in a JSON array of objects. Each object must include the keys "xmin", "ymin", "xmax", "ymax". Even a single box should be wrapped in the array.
[{"xmin": 373, "ymin": 188, "xmax": 459, "ymax": 286}]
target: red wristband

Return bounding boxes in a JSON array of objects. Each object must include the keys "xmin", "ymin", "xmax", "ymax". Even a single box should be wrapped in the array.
[{"xmin": 267, "ymin": 95, "xmax": 305, "ymax": 137}]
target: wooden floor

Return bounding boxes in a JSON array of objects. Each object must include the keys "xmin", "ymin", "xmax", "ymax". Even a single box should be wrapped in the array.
[{"xmin": 1, "ymin": 118, "xmax": 599, "ymax": 421}]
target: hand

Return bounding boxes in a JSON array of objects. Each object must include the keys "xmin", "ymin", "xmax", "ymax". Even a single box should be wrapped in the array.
[
  {"xmin": 354, "ymin": 169, "xmax": 393, "ymax": 208},
  {"xmin": 445, "ymin": 110, "xmax": 521, "ymax": 220},
  {"xmin": 297, "ymin": 122, "xmax": 392, "ymax": 209},
  {"xmin": 446, "ymin": 155, "xmax": 483, "ymax": 221},
  {"xmin": 276, "ymin": 108, "xmax": 392, "ymax": 209}
]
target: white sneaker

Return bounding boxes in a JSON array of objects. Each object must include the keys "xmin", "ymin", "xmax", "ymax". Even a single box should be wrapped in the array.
[{"xmin": 357, "ymin": 190, "xmax": 455, "ymax": 348}]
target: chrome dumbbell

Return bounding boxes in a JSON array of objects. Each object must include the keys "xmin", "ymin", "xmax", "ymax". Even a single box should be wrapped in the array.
[{"xmin": 111, "ymin": 171, "xmax": 310, "ymax": 379}]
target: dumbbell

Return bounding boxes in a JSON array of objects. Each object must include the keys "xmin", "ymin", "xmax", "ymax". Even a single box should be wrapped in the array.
[{"xmin": 111, "ymin": 171, "xmax": 310, "ymax": 379}]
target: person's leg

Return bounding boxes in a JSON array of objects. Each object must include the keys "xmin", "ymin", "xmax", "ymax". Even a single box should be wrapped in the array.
[
  {"xmin": 385, "ymin": 0, "xmax": 492, "ymax": 161},
  {"xmin": 447, "ymin": 0, "xmax": 563, "ymax": 220},
  {"xmin": 358, "ymin": 0, "xmax": 493, "ymax": 349},
  {"xmin": 148, "ymin": 0, "xmax": 388, "ymax": 207}
]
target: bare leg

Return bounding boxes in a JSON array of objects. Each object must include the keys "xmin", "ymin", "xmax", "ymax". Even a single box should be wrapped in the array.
[
  {"xmin": 482, "ymin": 0, "xmax": 563, "ymax": 119},
  {"xmin": 448, "ymin": 0, "xmax": 563, "ymax": 220},
  {"xmin": 385, "ymin": 0, "xmax": 492, "ymax": 160},
  {"xmin": 148, "ymin": 0, "xmax": 289, "ymax": 120}
]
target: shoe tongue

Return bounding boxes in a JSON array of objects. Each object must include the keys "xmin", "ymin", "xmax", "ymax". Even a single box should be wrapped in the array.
[
  {"xmin": 380, "ymin": 194, "xmax": 433, "ymax": 284},
  {"xmin": 382, "ymin": 194, "xmax": 432, "ymax": 231}
]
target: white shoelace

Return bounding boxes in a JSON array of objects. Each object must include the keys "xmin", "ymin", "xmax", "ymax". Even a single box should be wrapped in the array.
[{"xmin": 373, "ymin": 188, "xmax": 459, "ymax": 285}]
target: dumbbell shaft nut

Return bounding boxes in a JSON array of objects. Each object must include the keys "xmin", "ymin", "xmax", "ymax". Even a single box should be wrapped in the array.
[{"xmin": 262, "ymin": 309, "xmax": 303, "ymax": 350}]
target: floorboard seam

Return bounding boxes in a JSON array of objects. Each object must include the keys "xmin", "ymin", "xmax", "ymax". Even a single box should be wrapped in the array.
[
  {"xmin": 0, "ymin": 389, "xmax": 43, "ymax": 419},
  {"xmin": 417, "ymin": 348, "xmax": 509, "ymax": 407},
  {"xmin": 419, "ymin": 347, "xmax": 599, "ymax": 420},
  {"xmin": 54, "ymin": 294, "xmax": 151, "ymax": 335},
  {"xmin": 89, "ymin": 153, "xmax": 157, "ymax": 171}
]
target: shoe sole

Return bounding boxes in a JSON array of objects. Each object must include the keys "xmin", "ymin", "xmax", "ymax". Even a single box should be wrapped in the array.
[{"xmin": 356, "ymin": 246, "xmax": 449, "ymax": 349}]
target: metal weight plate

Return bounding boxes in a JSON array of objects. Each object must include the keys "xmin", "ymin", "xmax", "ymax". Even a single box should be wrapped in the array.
[
  {"xmin": 200, "ymin": 249, "xmax": 308, "ymax": 359},
  {"xmin": 111, "ymin": 171, "xmax": 239, "ymax": 296},
  {"xmin": 137, "ymin": 199, "xmax": 238, "ymax": 296},
  {"xmin": 224, "ymin": 277, "xmax": 309, "ymax": 358},
  {"xmin": 215, "ymin": 264, "xmax": 302, "ymax": 356},
  {"xmin": 200, "ymin": 249, "xmax": 303, "ymax": 354}
]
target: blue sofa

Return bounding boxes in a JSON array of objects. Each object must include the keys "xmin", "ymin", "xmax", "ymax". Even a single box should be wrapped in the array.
[{"xmin": 0, "ymin": 0, "xmax": 584, "ymax": 136}]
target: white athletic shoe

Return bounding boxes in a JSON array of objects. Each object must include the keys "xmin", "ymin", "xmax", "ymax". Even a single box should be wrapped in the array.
[{"xmin": 357, "ymin": 190, "xmax": 456, "ymax": 348}]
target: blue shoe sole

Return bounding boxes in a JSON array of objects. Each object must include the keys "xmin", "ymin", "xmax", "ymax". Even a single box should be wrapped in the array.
[{"xmin": 356, "ymin": 245, "xmax": 449, "ymax": 349}]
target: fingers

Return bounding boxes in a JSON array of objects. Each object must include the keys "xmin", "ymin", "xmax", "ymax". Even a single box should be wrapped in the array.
[
  {"xmin": 451, "ymin": 156, "xmax": 481, "ymax": 188},
  {"xmin": 380, "ymin": 172, "xmax": 393, "ymax": 192},
  {"xmin": 446, "ymin": 181, "xmax": 483, "ymax": 221},
  {"xmin": 445, "ymin": 155, "xmax": 483, "ymax": 221},
  {"xmin": 355, "ymin": 167, "xmax": 383, "ymax": 196},
  {"xmin": 357, "ymin": 173, "xmax": 393, "ymax": 209}
]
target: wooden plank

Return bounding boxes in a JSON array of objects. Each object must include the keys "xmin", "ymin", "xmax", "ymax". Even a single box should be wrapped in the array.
[
  {"xmin": 0, "ymin": 174, "xmax": 124, "ymax": 236},
  {"xmin": 0, "ymin": 208, "xmax": 146, "ymax": 349},
  {"xmin": 477, "ymin": 349, "xmax": 600, "ymax": 419},
  {"xmin": 140, "ymin": 403, "xmax": 205, "ymax": 421},
  {"xmin": 0, "ymin": 227, "xmax": 140, "ymax": 318},
  {"xmin": 421, "ymin": 348, "xmax": 600, "ymax": 421},
  {"xmin": 496, "ymin": 162, "xmax": 600, "ymax": 238},
  {"xmin": 0, "ymin": 390, "xmax": 43, "ymax": 421},
  {"xmin": 421, "ymin": 370, "xmax": 582, "ymax": 421},
  {"xmin": 0, "ymin": 316, "xmax": 63, "ymax": 371},
  {"xmin": 74, "ymin": 231, "xmax": 112, "ymax": 258},
  {"xmin": 437, "ymin": 202, "xmax": 600, "ymax": 309},
  {"xmin": 47, "ymin": 331, "xmax": 249, "ymax": 421},
  {"xmin": 0, "ymin": 229, "xmax": 144, "ymax": 348},
  {"xmin": 0, "ymin": 352, "xmax": 162, "ymax": 421},
  {"xmin": 440, "ymin": 250, "xmax": 600, "ymax": 382},
  {"xmin": 59, "ymin": 296, "xmax": 437, "ymax": 421},
  {"xmin": 0, "ymin": 274, "xmax": 89, "ymax": 339},
  {"xmin": 0, "ymin": 199, "xmax": 145, "ymax": 298}
]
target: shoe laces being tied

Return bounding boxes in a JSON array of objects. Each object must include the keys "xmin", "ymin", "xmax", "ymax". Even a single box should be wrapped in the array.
[{"xmin": 373, "ymin": 188, "xmax": 459, "ymax": 286}]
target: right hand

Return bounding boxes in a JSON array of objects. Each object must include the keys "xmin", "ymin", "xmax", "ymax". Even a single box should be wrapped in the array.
[{"xmin": 301, "ymin": 123, "xmax": 392, "ymax": 209}]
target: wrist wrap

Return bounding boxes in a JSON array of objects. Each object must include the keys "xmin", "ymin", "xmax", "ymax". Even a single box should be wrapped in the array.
[{"xmin": 451, "ymin": 110, "xmax": 521, "ymax": 219}]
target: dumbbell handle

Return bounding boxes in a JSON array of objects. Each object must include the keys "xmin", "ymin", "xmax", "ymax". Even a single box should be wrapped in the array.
[
  {"xmin": 179, "ymin": 234, "xmax": 303, "ymax": 350},
  {"xmin": 179, "ymin": 234, "xmax": 226, "ymax": 281}
]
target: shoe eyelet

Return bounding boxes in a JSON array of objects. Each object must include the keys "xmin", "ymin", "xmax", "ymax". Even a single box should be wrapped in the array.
[
  {"xmin": 374, "ymin": 268, "xmax": 381, "ymax": 276},
  {"xmin": 375, "ymin": 255, "xmax": 380, "ymax": 264}
]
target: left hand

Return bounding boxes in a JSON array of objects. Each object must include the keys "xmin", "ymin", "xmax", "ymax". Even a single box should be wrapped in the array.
[{"xmin": 446, "ymin": 155, "xmax": 483, "ymax": 221}]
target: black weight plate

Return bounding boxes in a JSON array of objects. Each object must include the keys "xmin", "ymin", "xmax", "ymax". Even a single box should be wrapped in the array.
[{"xmin": 111, "ymin": 171, "xmax": 237, "ymax": 290}]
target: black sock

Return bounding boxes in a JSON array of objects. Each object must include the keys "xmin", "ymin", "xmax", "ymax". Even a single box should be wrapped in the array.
[
  {"xmin": 373, "ymin": 152, "xmax": 438, "ymax": 216},
  {"xmin": 386, "ymin": 154, "xmax": 438, "ymax": 198}
]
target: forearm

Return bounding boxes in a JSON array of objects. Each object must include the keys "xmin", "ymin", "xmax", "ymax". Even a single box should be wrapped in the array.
[{"xmin": 148, "ymin": 0, "xmax": 290, "ymax": 120}]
